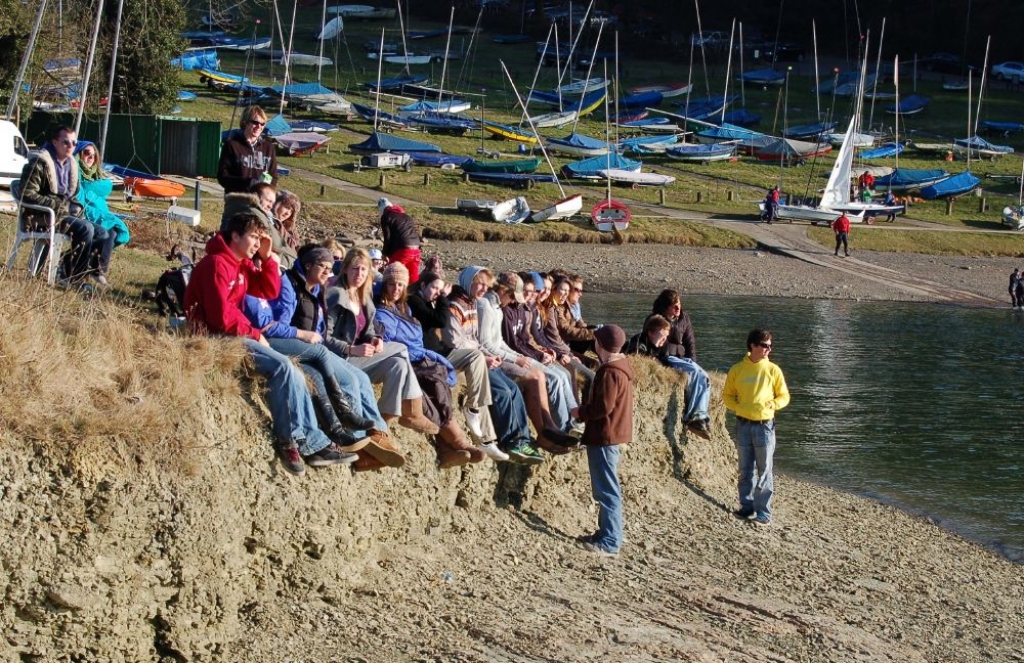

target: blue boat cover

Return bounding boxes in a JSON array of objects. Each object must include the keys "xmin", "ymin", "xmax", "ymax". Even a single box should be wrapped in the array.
[
  {"xmin": 268, "ymin": 82, "xmax": 334, "ymax": 97},
  {"xmin": 741, "ymin": 68, "xmax": 785, "ymax": 85},
  {"xmin": 364, "ymin": 75, "xmax": 428, "ymax": 91},
  {"xmin": 409, "ymin": 152, "xmax": 473, "ymax": 167},
  {"xmin": 562, "ymin": 153, "xmax": 642, "ymax": 178},
  {"xmin": 722, "ymin": 109, "xmax": 761, "ymax": 126},
  {"xmin": 404, "ymin": 115, "xmax": 477, "ymax": 131},
  {"xmin": 349, "ymin": 132, "xmax": 442, "ymax": 154},
  {"xmin": 172, "ymin": 50, "xmax": 220, "ymax": 71},
  {"xmin": 981, "ymin": 120, "xmax": 1024, "ymax": 133},
  {"xmin": 677, "ymin": 95, "xmax": 737, "ymax": 121},
  {"xmin": 698, "ymin": 123, "xmax": 766, "ymax": 141},
  {"xmin": 618, "ymin": 91, "xmax": 663, "ymax": 108},
  {"xmin": 618, "ymin": 134, "xmax": 679, "ymax": 149},
  {"xmin": 263, "ymin": 115, "xmax": 293, "ymax": 137},
  {"xmin": 466, "ymin": 172, "xmax": 558, "ymax": 185},
  {"xmin": 351, "ymin": 103, "xmax": 407, "ymax": 127},
  {"xmin": 667, "ymin": 144, "xmax": 734, "ymax": 158},
  {"xmin": 860, "ymin": 142, "xmax": 904, "ymax": 160},
  {"xmin": 874, "ymin": 168, "xmax": 950, "ymax": 189},
  {"xmin": 921, "ymin": 171, "xmax": 980, "ymax": 200},
  {"xmin": 886, "ymin": 95, "xmax": 930, "ymax": 114},
  {"xmin": 177, "ymin": 90, "xmax": 197, "ymax": 101},
  {"xmin": 784, "ymin": 122, "xmax": 835, "ymax": 139},
  {"xmin": 954, "ymin": 135, "xmax": 1015, "ymax": 153},
  {"xmin": 620, "ymin": 117, "xmax": 670, "ymax": 128},
  {"xmin": 550, "ymin": 133, "xmax": 608, "ymax": 150},
  {"xmin": 288, "ymin": 119, "xmax": 339, "ymax": 132}
]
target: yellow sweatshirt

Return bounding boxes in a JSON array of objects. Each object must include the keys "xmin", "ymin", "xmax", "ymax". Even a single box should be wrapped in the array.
[{"xmin": 723, "ymin": 353, "xmax": 791, "ymax": 421}]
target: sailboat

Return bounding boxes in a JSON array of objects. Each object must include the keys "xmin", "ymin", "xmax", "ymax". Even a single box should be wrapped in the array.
[
  {"xmin": 921, "ymin": 70, "xmax": 981, "ymax": 200},
  {"xmin": 591, "ymin": 55, "xmax": 630, "ymax": 233},
  {"xmin": 1001, "ymin": 160, "xmax": 1024, "ymax": 230},
  {"xmin": 774, "ymin": 38, "xmax": 901, "ymax": 223}
]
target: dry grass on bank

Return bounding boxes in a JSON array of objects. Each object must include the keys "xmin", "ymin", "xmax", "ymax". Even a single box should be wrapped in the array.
[
  {"xmin": 0, "ymin": 275, "xmax": 247, "ymax": 475},
  {"xmin": 807, "ymin": 225, "xmax": 1024, "ymax": 257}
]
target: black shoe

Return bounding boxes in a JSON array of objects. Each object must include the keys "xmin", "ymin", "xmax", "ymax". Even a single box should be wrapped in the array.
[
  {"xmin": 305, "ymin": 445, "xmax": 356, "ymax": 468},
  {"xmin": 542, "ymin": 428, "xmax": 581, "ymax": 448},
  {"xmin": 328, "ymin": 428, "xmax": 371, "ymax": 453},
  {"xmin": 733, "ymin": 507, "xmax": 755, "ymax": 520},
  {"xmin": 328, "ymin": 388, "xmax": 377, "ymax": 431}
]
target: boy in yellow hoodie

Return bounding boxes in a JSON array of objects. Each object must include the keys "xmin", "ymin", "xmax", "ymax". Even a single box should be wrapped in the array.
[{"xmin": 723, "ymin": 329, "xmax": 790, "ymax": 525}]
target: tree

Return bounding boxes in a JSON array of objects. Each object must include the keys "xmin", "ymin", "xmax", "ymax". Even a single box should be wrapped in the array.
[{"xmin": 104, "ymin": 0, "xmax": 186, "ymax": 114}]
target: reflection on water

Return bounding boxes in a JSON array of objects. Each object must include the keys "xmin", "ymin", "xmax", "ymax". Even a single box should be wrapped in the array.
[{"xmin": 586, "ymin": 293, "xmax": 1024, "ymax": 563}]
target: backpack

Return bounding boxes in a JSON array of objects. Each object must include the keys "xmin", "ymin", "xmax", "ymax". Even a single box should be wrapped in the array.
[{"xmin": 143, "ymin": 244, "xmax": 196, "ymax": 317}]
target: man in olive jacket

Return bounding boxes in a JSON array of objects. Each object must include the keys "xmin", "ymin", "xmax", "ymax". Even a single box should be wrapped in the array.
[{"xmin": 18, "ymin": 125, "xmax": 97, "ymax": 282}]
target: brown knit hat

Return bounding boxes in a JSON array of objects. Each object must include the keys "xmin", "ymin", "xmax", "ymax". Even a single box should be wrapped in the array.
[
  {"xmin": 594, "ymin": 324, "xmax": 626, "ymax": 354},
  {"xmin": 381, "ymin": 261, "xmax": 409, "ymax": 285}
]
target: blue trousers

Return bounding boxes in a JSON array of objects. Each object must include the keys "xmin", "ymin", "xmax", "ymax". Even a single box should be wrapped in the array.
[
  {"xmin": 488, "ymin": 368, "xmax": 532, "ymax": 449},
  {"xmin": 57, "ymin": 215, "xmax": 95, "ymax": 280},
  {"xmin": 244, "ymin": 339, "xmax": 331, "ymax": 457},
  {"xmin": 268, "ymin": 337, "xmax": 387, "ymax": 436},
  {"xmin": 587, "ymin": 445, "xmax": 623, "ymax": 553},
  {"xmin": 735, "ymin": 418, "xmax": 777, "ymax": 519},
  {"xmin": 662, "ymin": 355, "xmax": 711, "ymax": 424}
]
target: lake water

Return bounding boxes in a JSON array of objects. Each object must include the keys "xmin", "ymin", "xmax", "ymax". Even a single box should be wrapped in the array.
[{"xmin": 586, "ymin": 293, "xmax": 1024, "ymax": 564}]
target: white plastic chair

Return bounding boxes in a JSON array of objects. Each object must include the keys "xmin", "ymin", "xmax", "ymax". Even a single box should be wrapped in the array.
[{"xmin": 5, "ymin": 179, "xmax": 68, "ymax": 284}]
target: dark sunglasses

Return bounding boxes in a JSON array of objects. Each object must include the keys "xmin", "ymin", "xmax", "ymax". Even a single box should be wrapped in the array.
[
  {"xmin": 249, "ymin": 121, "xmax": 266, "ymax": 127},
  {"xmin": 758, "ymin": 342, "xmax": 773, "ymax": 349},
  {"xmin": 572, "ymin": 287, "xmax": 583, "ymax": 293},
  {"xmin": 61, "ymin": 138, "xmax": 77, "ymax": 147}
]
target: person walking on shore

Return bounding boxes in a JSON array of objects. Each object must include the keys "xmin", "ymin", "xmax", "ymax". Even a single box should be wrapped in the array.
[
  {"xmin": 723, "ymin": 329, "xmax": 790, "ymax": 526},
  {"xmin": 831, "ymin": 212, "xmax": 851, "ymax": 257},
  {"xmin": 1010, "ymin": 268, "xmax": 1021, "ymax": 309}
]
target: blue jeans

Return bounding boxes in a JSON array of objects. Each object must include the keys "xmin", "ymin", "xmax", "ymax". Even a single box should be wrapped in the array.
[
  {"xmin": 587, "ymin": 445, "xmax": 623, "ymax": 553},
  {"xmin": 540, "ymin": 362, "xmax": 577, "ymax": 430},
  {"xmin": 488, "ymin": 368, "xmax": 532, "ymax": 449},
  {"xmin": 735, "ymin": 418, "xmax": 777, "ymax": 520},
  {"xmin": 57, "ymin": 215, "xmax": 95, "ymax": 280},
  {"xmin": 244, "ymin": 338, "xmax": 331, "ymax": 457},
  {"xmin": 268, "ymin": 337, "xmax": 387, "ymax": 435},
  {"xmin": 662, "ymin": 356, "xmax": 711, "ymax": 424},
  {"xmin": 91, "ymin": 223, "xmax": 116, "ymax": 275}
]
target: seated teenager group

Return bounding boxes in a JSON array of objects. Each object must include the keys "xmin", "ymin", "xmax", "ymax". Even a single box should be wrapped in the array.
[{"xmin": 184, "ymin": 187, "xmax": 716, "ymax": 477}]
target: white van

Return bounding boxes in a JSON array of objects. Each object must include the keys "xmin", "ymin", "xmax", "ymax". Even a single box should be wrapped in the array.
[{"xmin": 0, "ymin": 120, "xmax": 30, "ymax": 188}]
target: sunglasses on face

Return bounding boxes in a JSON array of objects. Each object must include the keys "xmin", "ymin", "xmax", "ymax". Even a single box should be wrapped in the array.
[
  {"xmin": 572, "ymin": 287, "xmax": 583, "ymax": 293},
  {"xmin": 249, "ymin": 121, "xmax": 266, "ymax": 127},
  {"xmin": 61, "ymin": 138, "xmax": 77, "ymax": 147},
  {"xmin": 757, "ymin": 342, "xmax": 773, "ymax": 350}
]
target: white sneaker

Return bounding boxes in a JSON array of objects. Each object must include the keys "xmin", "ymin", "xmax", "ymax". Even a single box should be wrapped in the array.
[
  {"xmin": 478, "ymin": 442, "xmax": 510, "ymax": 462},
  {"xmin": 462, "ymin": 406, "xmax": 485, "ymax": 442}
]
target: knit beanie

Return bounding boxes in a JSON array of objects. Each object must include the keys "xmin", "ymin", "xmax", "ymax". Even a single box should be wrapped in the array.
[
  {"xmin": 382, "ymin": 261, "xmax": 410, "ymax": 286},
  {"xmin": 299, "ymin": 246, "xmax": 334, "ymax": 270},
  {"xmin": 594, "ymin": 324, "xmax": 626, "ymax": 354}
]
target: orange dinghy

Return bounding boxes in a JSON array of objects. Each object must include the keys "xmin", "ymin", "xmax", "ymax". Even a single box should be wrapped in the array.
[
  {"xmin": 591, "ymin": 198, "xmax": 630, "ymax": 232},
  {"xmin": 124, "ymin": 176, "xmax": 186, "ymax": 200}
]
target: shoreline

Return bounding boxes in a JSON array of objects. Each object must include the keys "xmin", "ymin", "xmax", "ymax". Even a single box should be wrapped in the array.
[{"xmin": 424, "ymin": 238, "xmax": 1017, "ymax": 305}]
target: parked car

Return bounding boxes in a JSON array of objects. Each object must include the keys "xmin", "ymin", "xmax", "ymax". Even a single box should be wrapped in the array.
[
  {"xmin": 760, "ymin": 42, "xmax": 805, "ymax": 63},
  {"xmin": 992, "ymin": 61, "xmax": 1024, "ymax": 83}
]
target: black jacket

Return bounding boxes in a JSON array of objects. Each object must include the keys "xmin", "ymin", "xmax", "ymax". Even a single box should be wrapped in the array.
[
  {"xmin": 407, "ymin": 290, "xmax": 452, "ymax": 355},
  {"xmin": 217, "ymin": 129, "xmax": 278, "ymax": 194},
  {"xmin": 380, "ymin": 209, "xmax": 420, "ymax": 255}
]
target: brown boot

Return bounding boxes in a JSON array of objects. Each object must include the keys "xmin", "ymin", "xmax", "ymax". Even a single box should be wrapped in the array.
[
  {"xmin": 353, "ymin": 453, "xmax": 387, "ymax": 472},
  {"xmin": 439, "ymin": 421, "xmax": 486, "ymax": 464},
  {"xmin": 398, "ymin": 398, "xmax": 440, "ymax": 435},
  {"xmin": 435, "ymin": 439, "xmax": 472, "ymax": 469},
  {"xmin": 363, "ymin": 430, "xmax": 406, "ymax": 468}
]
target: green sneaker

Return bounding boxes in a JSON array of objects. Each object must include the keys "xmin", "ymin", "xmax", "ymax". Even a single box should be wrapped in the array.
[{"xmin": 507, "ymin": 443, "xmax": 544, "ymax": 465}]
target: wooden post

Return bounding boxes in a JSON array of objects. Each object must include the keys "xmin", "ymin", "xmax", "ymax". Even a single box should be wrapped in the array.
[
  {"xmin": 696, "ymin": 191, "xmax": 704, "ymax": 203},
  {"xmin": 379, "ymin": 172, "xmax": 386, "ymax": 189},
  {"xmin": 319, "ymin": 184, "xmax": 326, "ymax": 197},
  {"xmin": 193, "ymin": 178, "xmax": 202, "ymax": 210},
  {"xmin": 423, "ymin": 172, "xmax": 431, "ymax": 186},
  {"xmin": 727, "ymin": 189, "xmax": 735, "ymax": 202},
  {"xmin": 945, "ymin": 197, "xmax": 954, "ymax": 215},
  {"xmin": 659, "ymin": 188, "xmax": 666, "ymax": 205},
  {"xmin": 462, "ymin": 172, "xmax": 470, "ymax": 183},
  {"xmin": 978, "ymin": 197, "xmax": 987, "ymax": 213}
]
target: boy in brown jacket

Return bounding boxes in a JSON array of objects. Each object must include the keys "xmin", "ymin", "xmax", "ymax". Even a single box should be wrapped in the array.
[{"xmin": 577, "ymin": 324, "xmax": 634, "ymax": 557}]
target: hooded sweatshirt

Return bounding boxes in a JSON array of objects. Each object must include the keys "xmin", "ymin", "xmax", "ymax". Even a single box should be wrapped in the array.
[
  {"xmin": 578, "ymin": 356, "xmax": 634, "ymax": 447},
  {"xmin": 217, "ymin": 129, "xmax": 278, "ymax": 194},
  {"xmin": 184, "ymin": 233, "xmax": 280, "ymax": 341}
]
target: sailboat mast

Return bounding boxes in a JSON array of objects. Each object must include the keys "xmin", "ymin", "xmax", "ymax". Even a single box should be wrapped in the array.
[
  {"xmin": 98, "ymin": 0, "xmax": 124, "ymax": 158},
  {"xmin": 720, "ymin": 18, "xmax": 735, "ymax": 125},
  {"xmin": 6, "ymin": 0, "xmax": 49, "ymax": 120},
  {"xmin": 521, "ymin": 23, "xmax": 555, "ymax": 124},
  {"xmin": 866, "ymin": 17, "xmax": 885, "ymax": 134},
  {"xmin": 812, "ymin": 20, "xmax": 820, "ymax": 121},
  {"xmin": 566, "ymin": 20, "xmax": 605, "ymax": 135},
  {"xmin": 603, "ymin": 59, "xmax": 612, "ymax": 205},
  {"xmin": 436, "ymin": 6, "xmax": 455, "ymax": 106},
  {"xmin": 966, "ymin": 70, "xmax": 972, "ymax": 171},
  {"xmin": 317, "ymin": 0, "xmax": 328, "ymax": 83},
  {"xmin": 373, "ymin": 29, "xmax": 385, "ymax": 133},
  {"xmin": 396, "ymin": 0, "xmax": 410, "ymax": 75},
  {"xmin": 894, "ymin": 55, "xmax": 900, "ymax": 173},
  {"xmin": 738, "ymin": 22, "xmax": 745, "ymax": 114},
  {"xmin": 75, "ymin": 0, "xmax": 106, "ymax": 134},
  {"xmin": 499, "ymin": 59, "xmax": 566, "ymax": 198},
  {"xmin": 974, "ymin": 35, "xmax": 990, "ymax": 135},
  {"xmin": 281, "ymin": 0, "xmax": 299, "ymax": 116}
]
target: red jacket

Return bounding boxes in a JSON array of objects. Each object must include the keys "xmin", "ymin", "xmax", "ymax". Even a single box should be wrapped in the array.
[
  {"xmin": 831, "ymin": 215, "xmax": 851, "ymax": 233},
  {"xmin": 184, "ymin": 233, "xmax": 281, "ymax": 341}
]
